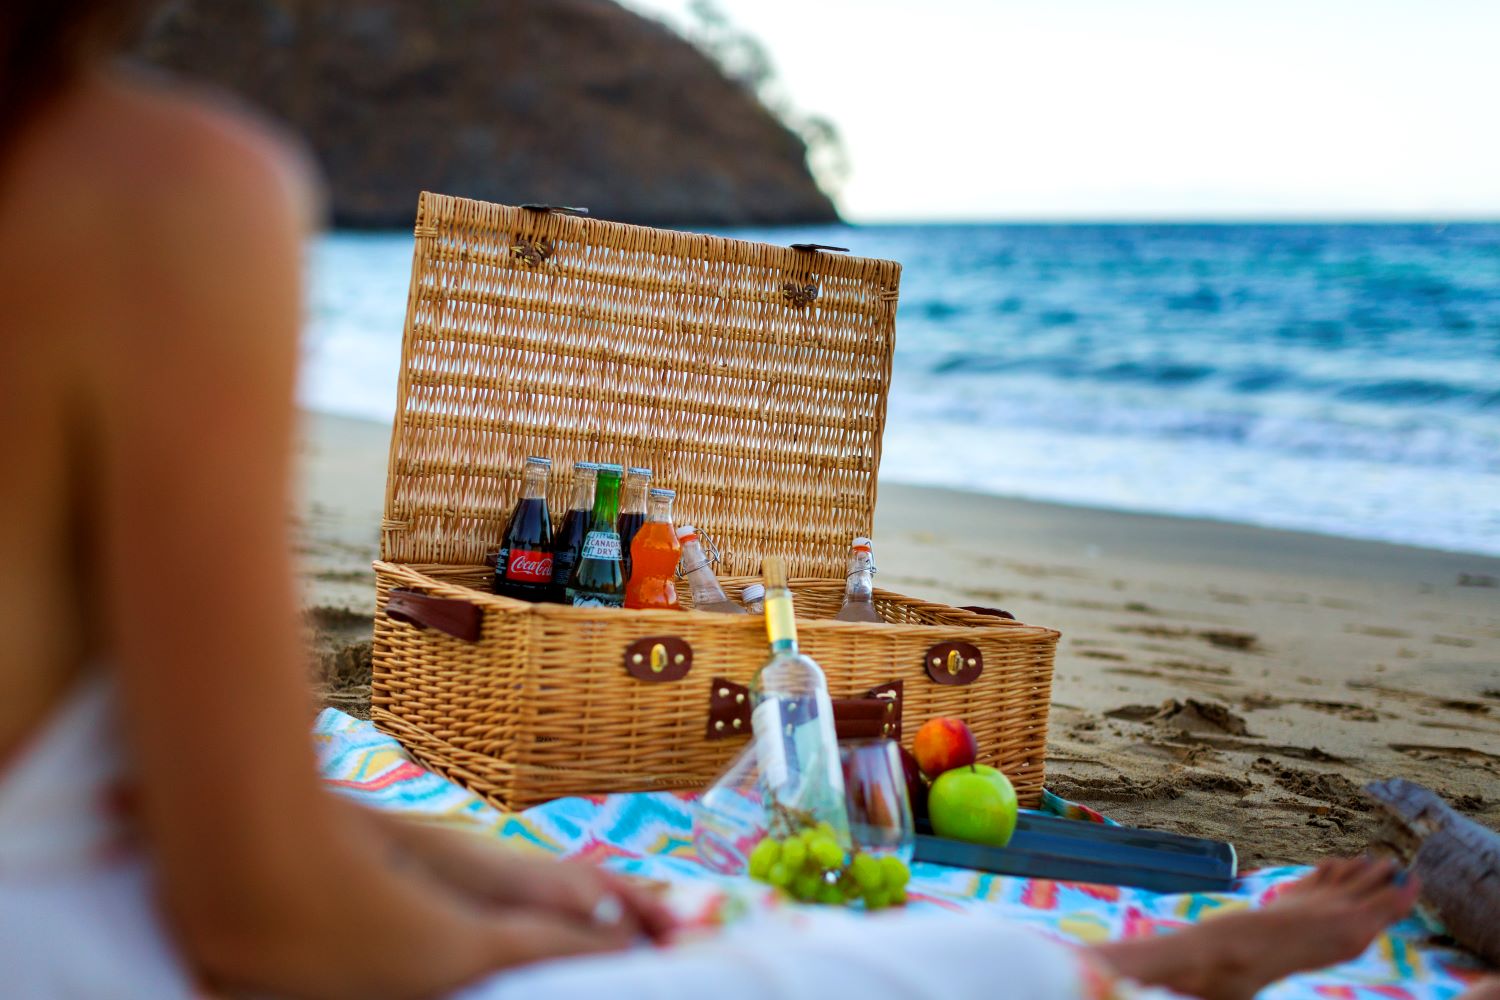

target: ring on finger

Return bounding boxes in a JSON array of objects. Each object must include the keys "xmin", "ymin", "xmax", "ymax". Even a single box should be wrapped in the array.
[{"xmin": 590, "ymin": 893, "xmax": 625, "ymax": 927}]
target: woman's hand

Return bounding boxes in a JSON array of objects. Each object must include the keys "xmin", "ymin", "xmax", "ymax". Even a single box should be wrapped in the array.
[{"xmin": 365, "ymin": 808, "xmax": 679, "ymax": 944}]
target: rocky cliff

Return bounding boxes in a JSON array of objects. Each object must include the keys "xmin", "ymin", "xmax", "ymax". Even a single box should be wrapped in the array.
[{"xmin": 135, "ymin": 0, "xmax": 838, "ymax": 227}]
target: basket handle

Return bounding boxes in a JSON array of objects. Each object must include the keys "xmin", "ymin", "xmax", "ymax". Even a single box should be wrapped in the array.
[{"xmin": 385, "ymin": 589, "xmax": 483, "ymax": 642}]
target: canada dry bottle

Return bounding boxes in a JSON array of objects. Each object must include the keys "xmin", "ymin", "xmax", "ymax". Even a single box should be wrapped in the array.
[
  {"xmin": 833, "ymin": 536, "xmax": 883, "ymax": 623},
  {"xmin": 550, "ymin": 461, "xmax": 598, "ymax": 603},
  {"xmin": 676, "ymin": 525, "xmax": 746, "ymax": 614},
  {"xmin": 752, "ymin": 557, "xmax": 851, "ymax": 845},
  {"xmin": 492, "ymin": 457, "xmax": 554, "ymax": 602},
  {"xmin": 624, "ymin": 488, "xmax": 682, "ymax": 610},
  {"xmin": 567, "ymin": 464, "xmax": 625, "ymax": 607},
  {"xmin": 617, "ymin": 466, "xmax": 652, "ymax": 581}
]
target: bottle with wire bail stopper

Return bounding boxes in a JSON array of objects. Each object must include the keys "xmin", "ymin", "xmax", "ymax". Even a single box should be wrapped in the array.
[
  {"xmin": 752, "ymin": 556, "xmax": 851, "ymax": 848},
  {"xmin": 676, "ymin": 526, "xmax": 746, "ymax": 614},
  {"xmin": 567, "ymin": 464, "xmax": 625, "ymax": 607},
  {"xmin": 833, "ymin": 536, "xmax": 883, "ymax": 623}
]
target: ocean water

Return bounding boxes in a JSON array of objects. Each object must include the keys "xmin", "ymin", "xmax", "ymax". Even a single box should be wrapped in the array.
[{"xmin": 305, "ymin": 223, "xmax": 1500, "ymax": 556}]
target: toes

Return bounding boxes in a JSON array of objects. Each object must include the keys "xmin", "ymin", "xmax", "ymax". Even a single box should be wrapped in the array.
[
  {"xmin": 1368, "ymin": 874, "xmax": 1421, "ymax": 921},
  {"xmin": 1321, "ymin": 856, "xmax": 1363, "ymax": 887},
  {"xmin": 1345, "ymin": 855, "xmax": 1400, "ymax": 896}
]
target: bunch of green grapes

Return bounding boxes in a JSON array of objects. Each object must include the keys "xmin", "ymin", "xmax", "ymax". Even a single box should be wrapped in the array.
[{"xmin": 746, "ymin": 824, "xmax": 911, "ymax": 909}]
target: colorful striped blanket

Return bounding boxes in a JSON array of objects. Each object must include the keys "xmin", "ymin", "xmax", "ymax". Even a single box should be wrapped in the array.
[{"xmin": 313, "ymin": 709, "xmax": 1487, "ymax": 999}]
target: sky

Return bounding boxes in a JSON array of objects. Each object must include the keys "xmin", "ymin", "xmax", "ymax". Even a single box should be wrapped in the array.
[{"xmin": 622, "ymin": 0, "xmax": 1500, "ymax": 223}]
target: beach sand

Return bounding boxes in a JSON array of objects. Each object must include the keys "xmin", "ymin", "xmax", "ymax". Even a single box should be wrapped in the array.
[{"xmin": 298, "ymin": 411, "xmax": 1500, "ymax": 866}]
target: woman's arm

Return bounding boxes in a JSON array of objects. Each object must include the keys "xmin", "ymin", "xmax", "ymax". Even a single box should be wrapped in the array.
[{"xmin": 88, "ymin": 88, "xmax": 631, "ymax": 998}]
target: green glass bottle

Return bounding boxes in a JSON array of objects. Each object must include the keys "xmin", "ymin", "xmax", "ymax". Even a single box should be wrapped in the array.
[{"xmin": 567, "ymin": 463, "xmax": 625, "ymax": 607}]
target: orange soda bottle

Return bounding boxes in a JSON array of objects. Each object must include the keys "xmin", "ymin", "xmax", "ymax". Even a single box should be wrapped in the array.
[{"xmin": 624, "ymin": 488, "xmax": 683, "ymax": 610}]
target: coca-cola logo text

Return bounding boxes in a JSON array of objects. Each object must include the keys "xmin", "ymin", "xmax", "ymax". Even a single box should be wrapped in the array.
[{"xmin": 506, "ymin": 549, "xmax": 554, "ymax": 583}]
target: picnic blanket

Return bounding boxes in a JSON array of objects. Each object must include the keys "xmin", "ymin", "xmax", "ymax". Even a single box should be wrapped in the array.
[{"xmin": 313, "ymin": 709, "xmax": 1488, "ymax": 999}]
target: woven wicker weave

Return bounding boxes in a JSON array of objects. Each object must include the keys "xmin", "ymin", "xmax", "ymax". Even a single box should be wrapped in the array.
[
  {"xmin": 383, "ymin": 193, "xmax": 899, "ymax": 577},
  {"xmin": 372, "ymin": 193, "xmax": 1058, "ymax": 809}
]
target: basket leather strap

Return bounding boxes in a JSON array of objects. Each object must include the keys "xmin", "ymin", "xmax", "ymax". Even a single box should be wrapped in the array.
[
  {"xmin": 707, "ymin": 679, "xmax": 902, "ymax": 741},
  {"xmin": 385, "ymin": 589, "xmax": 482, "ymax": 642}
]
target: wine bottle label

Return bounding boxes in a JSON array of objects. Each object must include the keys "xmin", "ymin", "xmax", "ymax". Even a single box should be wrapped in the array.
[
  {"xmin": 580, "ymin": 531, "xmax": 622, "ymax": 561},
  {"xmin": 751, "ymin": 699, "xmax": 789, "ymax": 792},
  {"xmin": 504, "ymin": 549, "xmax": 553, "ymax": 583}
]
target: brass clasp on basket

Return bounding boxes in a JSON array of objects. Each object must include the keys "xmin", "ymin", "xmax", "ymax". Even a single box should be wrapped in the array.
[
  {"xmin": 924, "ymin": 641, "xmax": 983, "ymax": 686},
  {"xmin": 623, "ymin": 636, "xmax": 693, "ymax": 682}
]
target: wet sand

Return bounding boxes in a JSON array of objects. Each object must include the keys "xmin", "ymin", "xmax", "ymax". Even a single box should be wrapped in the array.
[{"xmin": 298, "ymin": 411, "xmax": 1500, "ymax": 866}]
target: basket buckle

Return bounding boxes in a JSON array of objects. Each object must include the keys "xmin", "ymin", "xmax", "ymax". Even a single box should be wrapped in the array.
[
  {"xmin": 623, "ymin": 635, "xmax": 692, "ymax": 682},
  {"xmin": 924, "ymin": 641, "xmax": 983, "ymax": 686}
]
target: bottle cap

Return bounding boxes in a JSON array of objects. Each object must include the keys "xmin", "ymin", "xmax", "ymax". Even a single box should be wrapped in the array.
[
  {"xmin": 675, "ymin": 524, "xmax": 698, "ymax": 542},
  {"xmin": 596, "ymin": 463, "xmax": 624, "ymax": 475},
  {"xmin": 852, "ymin": 536, "xmax": 873, "ymax": 552},
  {"xmin": 627, "ymin": 466, "xmax": 653, "ymax": 477},
  {"xmin": 648, "ymin": 487, "xmax": 676, "ymax": 499},
  {"xmin": 574, "ymin": 461, "xmax": 601, "ymax": 472},
  {"xmin": 525, "ymin": 456, "xmax": 552, "ymax": 467},
  {"xmin": 742, "ymin": 583, "xmax": 765, "ymax": 601}
]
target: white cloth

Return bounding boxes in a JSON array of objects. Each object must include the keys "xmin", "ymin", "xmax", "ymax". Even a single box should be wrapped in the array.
[
  {"xmin": 0, "ymin": 675, "xmax": 195, "ymax": 998},
  {"xmin": 0, "ymin": 679, "xmax": 1177, "ymax": 999},
  {"xmin": 458, "ymin": 907, "xmax": 1130, "ymax": 1000}
]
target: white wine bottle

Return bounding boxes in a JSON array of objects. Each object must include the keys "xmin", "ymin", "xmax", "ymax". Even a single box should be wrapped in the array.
[{"xmin": 752, "ymin": 557, "xmax": 851, "ymax": 844}]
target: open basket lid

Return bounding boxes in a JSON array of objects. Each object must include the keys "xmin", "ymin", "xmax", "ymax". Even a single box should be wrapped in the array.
[{"xmin": 380, "ymin": 194, "xmax": 903, "ymax": 578}]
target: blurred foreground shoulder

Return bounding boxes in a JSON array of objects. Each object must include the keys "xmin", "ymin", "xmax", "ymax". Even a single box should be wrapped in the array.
[
  {"xmin": 6, "ymin": 67, "xmax": 321, "ymax": 337},
  {"xmin": 99, "ymin": 65, "xmax": 320, "ymax": 238}
]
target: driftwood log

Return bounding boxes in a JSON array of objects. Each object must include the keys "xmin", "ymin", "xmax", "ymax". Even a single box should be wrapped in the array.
[{"xmin": 1365, "ymin": 778, "xmax": 1500, "ymax": 965}]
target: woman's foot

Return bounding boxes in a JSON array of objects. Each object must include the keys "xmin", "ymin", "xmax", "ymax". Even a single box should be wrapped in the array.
[
  {"xmin": 1090, "ymin": 855, "xmax": 1419, "ymax": 1000},
  {"xmin": 1458, "ymin": 979, "xmax": 1500, "ymax": 1000}
]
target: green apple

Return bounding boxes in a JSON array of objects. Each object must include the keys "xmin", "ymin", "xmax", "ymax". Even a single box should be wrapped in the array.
[{"xmin": 928, "ymin": 764, "xmax": 1018, "ymax": 847}]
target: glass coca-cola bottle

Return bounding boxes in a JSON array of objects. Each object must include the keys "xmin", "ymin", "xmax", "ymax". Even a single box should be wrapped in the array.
[
  {"xmin": 493, "ymin": 457, "xmax": 554, "ymax": 602},
  {"xmin": 617, "ymin": 466, "xmax": 652, "ymax": 582},
  {"xmin": 550, "ymin": 461, "xmax": 599, "ymax": 603}
]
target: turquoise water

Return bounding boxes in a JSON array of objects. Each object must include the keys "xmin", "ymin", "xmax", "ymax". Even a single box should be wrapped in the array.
[{"xmin": 305, "ymin": 223, "xmax": 1500, "ymax": 556}]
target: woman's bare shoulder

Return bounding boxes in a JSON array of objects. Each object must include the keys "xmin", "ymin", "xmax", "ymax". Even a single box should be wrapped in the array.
[
  {"xmin": 4, "ymin": 69, "xmax": 319, "ymax": 365},
  {"xmin": 8, "ymin": 67, "xmax": 319, "ymax": 263}
]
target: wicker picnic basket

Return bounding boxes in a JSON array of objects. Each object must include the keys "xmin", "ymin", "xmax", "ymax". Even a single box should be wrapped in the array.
[{"xmin": 370, "ymin": 193, "xmax": 1059, "ymax": 810}]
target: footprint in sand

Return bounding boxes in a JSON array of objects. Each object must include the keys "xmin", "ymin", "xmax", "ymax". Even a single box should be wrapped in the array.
[
  {"xmin": 1431, "ymin": 634, "xmax": 1477, "ymax": 648},
  {"xmin": 1390, "ymin": 743, "xmax": 1500, "ymax": 773},
  {"xmin": 1105, "ymin": 698, "xmax": 1252, "ymax": 736},
  {"xmin": 1347, "ymin": 624, "xmax": 1411, "ymax": 639},
  {"xmin": 1253, "ymin": 759, "xmax": 1367, "ymax": 810}
]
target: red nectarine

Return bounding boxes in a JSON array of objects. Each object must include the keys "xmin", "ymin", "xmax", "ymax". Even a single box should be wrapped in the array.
[{"xmin": 912, "ymin": 717, "xmax": 977, "ymax": 779}]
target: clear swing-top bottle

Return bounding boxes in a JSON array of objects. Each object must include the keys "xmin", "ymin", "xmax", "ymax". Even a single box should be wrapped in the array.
[
  {"xmin": 833, "ymin": 536, "xmax": 883, "ymax": 623},
  {"xmin": 751, "ymin": 556, "xmax": 851, "ymax": 844},
  {"xmin": 676, "ymin": 525, "xmax": 747, "ymax": 614}
]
